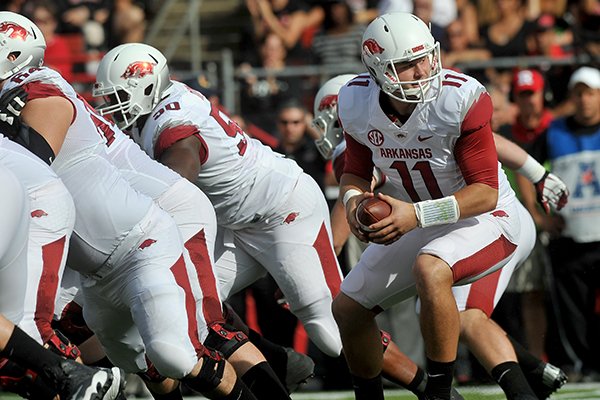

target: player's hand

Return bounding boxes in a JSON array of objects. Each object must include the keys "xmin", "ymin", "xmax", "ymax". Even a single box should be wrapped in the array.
[
  {"xmin": 535, "ymin": 171, "xmax": 569, "ymax": 214},
  {"xmin": 0, "ymin": 86, "xmax": 28, "ymax": 139},
  {"xmin": 366, "ymin": 193, "xmax": 418, "ymax": 245},
  {"xmin": 345, "ymin": 191, "xmax": 371, "ymax": 243}
]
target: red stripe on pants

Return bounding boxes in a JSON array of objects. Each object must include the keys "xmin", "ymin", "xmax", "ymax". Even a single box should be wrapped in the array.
[
  {"xmin": 35, "ymin": 236, "xmax": 67, "ymax": 343},
  {"xmin": 170, "ymin": 256, "xmax": 203, "ymax": 351},
  {"xmin": 312, "ymin": 223, "xmax": 342, "ymax": 297},
  {"xmin": 185, "ymin": 229, "xmax": 224, "ymax": 324}
]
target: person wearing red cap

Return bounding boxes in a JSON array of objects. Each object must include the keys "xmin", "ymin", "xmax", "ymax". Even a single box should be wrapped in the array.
[{"xmin": 495, "ymin": 69, "xmax": 555, "ymax": 362}]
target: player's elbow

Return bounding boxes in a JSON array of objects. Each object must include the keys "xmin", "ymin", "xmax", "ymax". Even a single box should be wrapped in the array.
[{"xmin": 481, "ymin": 185, "xmax": 498, "ymax": 212}]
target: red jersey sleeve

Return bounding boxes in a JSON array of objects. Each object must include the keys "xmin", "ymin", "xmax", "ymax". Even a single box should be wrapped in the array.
[
  {"xmin": 454, "ymin": 92, "xmax": 498, "ymax": 189},
  {"xmin": 155, "ymin": 124, "xmax": 208, "ymax": 164},
  {"xmin": 343, "ymin": 133, "xmax": 375, "ymax": 182},
  {"xmin": 23, "ymin": 81, "xmax": 77, "ymax": 124}
]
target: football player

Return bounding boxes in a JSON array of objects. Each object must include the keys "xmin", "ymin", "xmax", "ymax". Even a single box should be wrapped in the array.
[
  {"xmin": 314, "ymin": 73, "xmax": 568, "ymax": 400},
  {"xmin": 330, "ymin": 13, "xmax": 563, "ymax": 400},
  {"xmin": 0, "ymin": 11, "xmax": 257, "ymax": 400},
  {"xmin": 93, "ymin": 42, "xmax": 437, "ymax": 393},
  {"xmin": 0, "ymin": 165, "xmax": 124, "ymax": 400}
]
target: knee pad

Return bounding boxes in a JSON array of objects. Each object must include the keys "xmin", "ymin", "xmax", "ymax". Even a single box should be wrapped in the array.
[
  {"xmin": 183, "ymin": 347, "xmax": 226, "ymax": 393},
  {"xmin": 204, "ymin": 322, "xmax": 248, "ymax": 358}
]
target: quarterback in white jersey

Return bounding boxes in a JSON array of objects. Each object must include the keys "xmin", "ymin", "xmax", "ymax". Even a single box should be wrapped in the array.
[
  {"xmin": 0, "ymin": 12, "xmax": 257, "ymax": 400},
  {"xmin": 331, "ymin": 13, "xmax": 540, "ymax": 400},
  {"xmin": 94, "ymin": 43, "xmax": 344, "ymax": 358},
  {"xmin": 315, "ymin": 73, "xmax": 570, "ymax": 400}
]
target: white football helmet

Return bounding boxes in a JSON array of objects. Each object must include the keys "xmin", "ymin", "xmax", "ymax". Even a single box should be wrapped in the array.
[
  {"xmin": 93, "ymin": 43, "xmax": 171, "ymax": 129},
  {"xmin": 361, "ymin": 12, "xmax": 442, "ymax": 103},
  {"xmin": 312, "ymin": 74, "xmax": 356, "ymax": 159},
  {"xmin": 0, "ymin": 12, "xmax": 45, "ymax": 80}
]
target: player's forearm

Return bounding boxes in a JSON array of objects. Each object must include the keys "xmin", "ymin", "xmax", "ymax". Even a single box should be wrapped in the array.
[
  {"xmin": 454, "ymin": 183, "xmax": 498, "ymax": 219},
  {"xmin": 493, "ymin": 133, "xmax": 528, "ymax": 171},
  {"xmin": 339, "ymin": 173, "xmax": 371, "ymax": 201},
  {"xmin": 330, "ymin": 199, "xmax": 351, "ymax": 256}
]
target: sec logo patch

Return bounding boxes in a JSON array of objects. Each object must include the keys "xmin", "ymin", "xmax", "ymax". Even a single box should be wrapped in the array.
[{"xmin": 368, "ymin": 130, "xmax": 384, "ymax": 146}]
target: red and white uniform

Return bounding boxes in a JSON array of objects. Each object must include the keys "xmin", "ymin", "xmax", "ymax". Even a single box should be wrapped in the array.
[
  {"xmin": 0, "ymin": 135, "xmax": 74, "ymax": 343},
  {"xmin": 0, "ymin": 164, "xmax": 29, "ymax": 325},
  {"xmin": 105, "ymin": 127, "xmax": 224, "ymax": 335},
  {"xmin": 0, "ymin": 67, "xmax": 203, "ymax": 377},
  {"xmin": 132, "ymin": 81, "xmax": 345, "ymax": 356},
  {"xmin": 338, "ymin": 71, "xmax": 536, "ymax": 314}
]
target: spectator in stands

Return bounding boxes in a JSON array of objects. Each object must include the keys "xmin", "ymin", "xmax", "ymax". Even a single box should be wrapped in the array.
[
  {"xmin": 442, "ymin": 18, "xmax": 491, "ymax": 69},
  {"xmin": 239, "ymin": 33, "xmax": 303, "ymax": 135},
  {"xmin": 496, "ymin": 69, "xmax": 555, "ymax": 359},
  {"xmin": 30, "ymin": 0, "xmax": 74, "ymax": 81},
  {"xmin": 55, "ymin": 0, "xmax": 110, "ymax": 50},
  {"xmin": 311, "ymin": 0, "xmax": 364, "ymax": 67},
  {"xmin": 345, "ymin": 0, "xmax": 379, "ymax": 24},
  {"xmin": 523, "ymin": 66, "xmax": 600, "ymax": 383},
  {"xmin": 455, "ymin": 0, "xmax": 479, "ymax": 46},
  {"xmin": 480, "ymin": 0, "xmax": 534, "ymax": 58},
  {"xmin": 275, "ymin": 99, "xmax": 328, "ymax": 190},
  {"xmin": 109, "ymin": 0, "xmax": 148, "ymax": 46},
  {"xmin": 571, "ymin": 0, "xmax": 600, "ymax": 56},
  {"xmin": 528, "ymin": 13, "xmax": 573, "ymax": 58},
  {"xmin": 480, "ymin": 0, "xmax": 535, "ymax": 89},
  {"xmin": 246, "ymin": 0, "xmax": 310, "ymax": 63},
  {"xmin": 378, "ymin": 0, "xmax": 456, "ymax": 29}
]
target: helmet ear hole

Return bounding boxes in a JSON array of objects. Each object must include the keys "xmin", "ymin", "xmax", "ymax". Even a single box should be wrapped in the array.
[
  {"xmin": 8, "ymin": 51, "xmax": 20, "ymax": 61},
  {"xmin": 144, "ymin": 84, "xmax": 154, "ymax": 96}
]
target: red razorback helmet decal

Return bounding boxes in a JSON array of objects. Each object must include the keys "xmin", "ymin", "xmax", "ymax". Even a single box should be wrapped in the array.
[
  {"xmin": 318, "ymin": 94, "xmax": 337, "ymax": 112},
  {"xmin": 121, "ymin": 61, "xmax": 157, "ymax": 79},
  {"xmin": 362, "ymin": 38, "xmax": 385, "ymax": 56},
  {"xmin": 0, "ymin": 22, "xmax": 29, "ymax": 40}
]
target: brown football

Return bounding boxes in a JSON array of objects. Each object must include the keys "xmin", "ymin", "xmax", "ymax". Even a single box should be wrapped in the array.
[{"xmin": 355, "ymin": 197, "xmax": 392, "ymax": 231}]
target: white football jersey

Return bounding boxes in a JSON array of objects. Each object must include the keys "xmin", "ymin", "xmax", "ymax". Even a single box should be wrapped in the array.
[
  {"xmin": 132, "ymin": 81, "xmax": 303, "ymax": 228},
  {"xmin": 0, "ymin": 67, "xmax": 153, "ymax": 268},
  {"xmin": 338, "ymin": 71, "xmax": 515, "ymax": 208}
]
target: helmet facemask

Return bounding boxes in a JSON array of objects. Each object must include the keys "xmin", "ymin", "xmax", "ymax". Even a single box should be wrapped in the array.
[
  {"xmin": 313, "ymin": 107, "xmax": 342, "ymax": 160},
  {"xmin": 371, "ymin": 43, "xmax": 442, "ymax": 103},
  {"xmin": 361, "ymin": 13, "xmax": 443, "ymax": 104}
]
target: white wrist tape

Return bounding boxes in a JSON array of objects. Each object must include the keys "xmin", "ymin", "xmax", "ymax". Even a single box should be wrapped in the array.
[
  {"xmin": 414, "ymin": 195, "xmax": 460, "ymax": 228},
  {"xmin": 516, "ymin": 155, "xmax": 547, "ymax": 184},
  {"xmin": 342, "ymin": 189, "xmax": 362, "ymax": 208}
]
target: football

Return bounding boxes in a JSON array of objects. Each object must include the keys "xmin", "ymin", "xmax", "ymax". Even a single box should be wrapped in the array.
[{"xmin": 355, "ymin": 197, "xmax": 392, "ymax": 231}]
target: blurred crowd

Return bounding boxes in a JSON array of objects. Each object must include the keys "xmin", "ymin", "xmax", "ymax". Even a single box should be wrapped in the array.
[{"xmin": 2, "ymin": 0, "xmax": 600, "ymax": 395}]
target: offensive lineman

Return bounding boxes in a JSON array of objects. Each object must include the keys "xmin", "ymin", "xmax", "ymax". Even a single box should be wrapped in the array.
[{"xmin": 0, "ymin": 11, "xmax": 257, "ymax": 400}]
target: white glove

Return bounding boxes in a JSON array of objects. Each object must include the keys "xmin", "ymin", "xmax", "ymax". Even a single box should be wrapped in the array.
[{"xmin": 535, "ymin": 171, "xmax": 569, "ymax": 214}]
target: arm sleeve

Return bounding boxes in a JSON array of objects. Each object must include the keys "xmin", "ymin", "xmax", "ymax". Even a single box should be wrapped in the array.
[
  {"xmin": 343, "ymin": 133, "xmax": 375, "ymax": 182},
  {"xmin": 155, "ymin": 124, "xmax": 208, "ymax": 164},
  {"xmin": 455, "ymin": 92, "xmax": 498, "ymax": 189}
]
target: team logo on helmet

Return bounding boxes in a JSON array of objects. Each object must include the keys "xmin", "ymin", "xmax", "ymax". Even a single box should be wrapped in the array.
[
  {"xmin": 0, "ymin": 22, "xmax": 30, "ymax": 41},
  {"xmin": 282, "ymin": 212, "xmax": 300, "ymax": 225},
  {"xmin": 368, "ymin": 130, "xmax": 384, "ymax": 146},
  {"xmin": 362, "ymin": 39, "xmax": 385, "ymax": 56},
  {"xmin": 121, "ymin": 61, "xmax": 157, "ymax": 79},
  {"xmin": 318, "ymin": 95, "xmax": 338, "ymax": 112}
]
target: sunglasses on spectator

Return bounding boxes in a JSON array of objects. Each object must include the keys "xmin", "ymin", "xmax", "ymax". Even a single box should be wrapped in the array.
[{"xmin": 279, "ymin": 119, "xmax": 303, "ymax": 125}]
